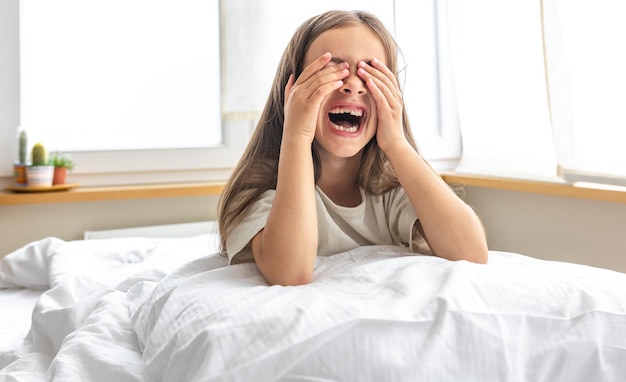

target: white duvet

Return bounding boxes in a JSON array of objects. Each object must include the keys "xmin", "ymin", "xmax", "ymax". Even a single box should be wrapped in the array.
[{"xmin": 1, "ymin": 235, "xmax": 625, "ymax": 381}]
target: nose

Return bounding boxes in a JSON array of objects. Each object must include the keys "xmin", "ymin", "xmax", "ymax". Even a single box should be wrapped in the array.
[{"xmin": 339, "ymin": 69, "xmax": 367, "ymax": 95}]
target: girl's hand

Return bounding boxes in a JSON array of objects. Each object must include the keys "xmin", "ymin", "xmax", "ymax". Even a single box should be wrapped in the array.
[
  {"xmin": 357, "ymin": 58, "xmax": 407, "ymax": 153},
  {"xmin": 283, "ymin": 52, "xmax": 349, "ymax": 142}
]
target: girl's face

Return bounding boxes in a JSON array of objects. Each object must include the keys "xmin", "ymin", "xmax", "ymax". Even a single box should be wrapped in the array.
[{"xmin": 304, "ymin": 25, "xmax": 388, "ymax": 162}]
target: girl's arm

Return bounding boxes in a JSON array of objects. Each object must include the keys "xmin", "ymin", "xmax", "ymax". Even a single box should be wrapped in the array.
[
  {"xmin": 252, "ymin": 53, "xmax": 350, "ymax": 285},
  {"xmin": 358, "ymin": 59, "xmax": 488, "ymax": 263},
  {"xmin": 385, "ymin": 145, "xmax": 488, "ymax": 263}
]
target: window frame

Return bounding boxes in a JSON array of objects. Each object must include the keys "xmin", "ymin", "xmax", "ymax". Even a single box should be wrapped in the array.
[
  {"xmin": 13, "ymin": 0, "xmax": 247, "ymax": 187},
  {"xmin": 395, "ymin": 0, "xmax": 461, "ymax": 172}
]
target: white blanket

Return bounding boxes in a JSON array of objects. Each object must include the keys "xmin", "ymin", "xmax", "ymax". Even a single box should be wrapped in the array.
[
  {"xmin": 1, "ymin": 236, "xmax": 626, "ymax": 381},
  {"xmin": 0, "ymin": 235, "xmax": 220, "ymax": 381}
]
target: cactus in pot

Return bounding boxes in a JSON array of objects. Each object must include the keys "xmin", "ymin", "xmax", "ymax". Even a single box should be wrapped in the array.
[{"xmin": 26, "ymin": 142, "xmax": 54, "ymax": 187}]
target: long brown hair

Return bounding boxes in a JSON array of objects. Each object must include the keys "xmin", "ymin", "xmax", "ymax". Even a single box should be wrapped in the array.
[{"xmin": 218, "ymin": 10, "xmax": 419, "ymax": 252}]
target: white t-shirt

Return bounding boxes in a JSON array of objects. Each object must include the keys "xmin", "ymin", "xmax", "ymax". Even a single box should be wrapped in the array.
[{"xmin": 226, "ymin": 186, "xmax": 430, "ymax": 264}]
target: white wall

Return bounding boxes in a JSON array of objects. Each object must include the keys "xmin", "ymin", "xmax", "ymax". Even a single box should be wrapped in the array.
[
  {"xmin": 0, "ymin": 0, "xmax": 19, "ymax": 177},
  {"xmin": 463, "ymin": 186, "xmax": 626, "ymax": 273},
  {"xmin": 0, "ymin": 195, "xmax": 221, "ymax": 257},
  {"xmin": 2, "ymin": 188, "xmax": 626, "ymax": 276}
]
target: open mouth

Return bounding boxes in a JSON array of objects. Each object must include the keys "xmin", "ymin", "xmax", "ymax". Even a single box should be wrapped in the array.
[{"xmin": 328, "ymin": 107, "xmax": 365, "ymax": 133}]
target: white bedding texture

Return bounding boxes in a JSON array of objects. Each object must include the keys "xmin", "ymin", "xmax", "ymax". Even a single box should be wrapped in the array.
[
  {"xmin": 0, "ymin": 289, "xmax": 42, "ymax": 365},
  {"xmin": 1, "ymin": 234, "xmax": 625, "ymax": 381}
]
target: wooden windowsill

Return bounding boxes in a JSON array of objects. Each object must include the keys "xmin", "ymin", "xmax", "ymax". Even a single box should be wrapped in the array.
[
  {"xmin": 0, "ymin": 182, "xmax": 226, "ymax": 206},
  {"xmin": 441, "ymin": 173, "xmax": 626, "ymax": 204},
  {"xmin": 1, "ymin": 173, "xmax": 626, "ymax": 206}
]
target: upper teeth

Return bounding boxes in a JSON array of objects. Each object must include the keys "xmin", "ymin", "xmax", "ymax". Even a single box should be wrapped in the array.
[{"xmin": 329, "ymin": 107, "xmax": 363, "ymax": 117}]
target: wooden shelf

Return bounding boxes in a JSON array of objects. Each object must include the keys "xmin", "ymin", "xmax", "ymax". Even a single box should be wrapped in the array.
[{"xmin": 0, "ymin": 182, "xmax": 226, "ymax": 206}]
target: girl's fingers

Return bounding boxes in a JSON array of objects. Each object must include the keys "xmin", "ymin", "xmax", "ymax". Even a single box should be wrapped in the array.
[
  {"xmin": 305, "ymin": 66, "xmax": 348, "ymax": 96},
  {"xmin": 369, "ymin": 57, "xmax": 400, "ymax": 92},
  {"xmin": 295, "ymin": 57, "xmax": 348, "ymax": 101},
  {"xmin": 360, "ymin": 69, "xmax": 399, "ymax": 111},
  {"xmin": 359, "ymin": 59, "xmax": 400, "ymax": 93},
  {"xmin": 297, "ymin": 52, "xmax": 333, "ymax": 83},
  {"xmin": 358, "ymin": 59, "xmax": 401, "ymax": 109},
  {"xmin": 361, "ymin": 70, "xmax": 389, "ymax": 108},
  {"xmin": 297, "ymin": 52, "xmax": 344, "ymax": 89}
]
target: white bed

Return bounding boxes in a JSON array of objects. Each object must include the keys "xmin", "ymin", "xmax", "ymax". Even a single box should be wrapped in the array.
[
  {"xmin": 0, "ymin": 289, "xmax": 43, "ymax": 366},
  {"xmin": 1, "ymin": 234, "xmax": 625, "ymax": 381}
]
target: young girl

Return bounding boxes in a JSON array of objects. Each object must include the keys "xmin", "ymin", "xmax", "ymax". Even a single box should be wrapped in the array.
[{"xmin": 218, "ymin": 10, "xmax": 488, "ymax": 286}]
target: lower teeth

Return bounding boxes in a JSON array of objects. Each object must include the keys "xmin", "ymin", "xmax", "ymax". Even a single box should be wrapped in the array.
[{"xmin": 332, "ymin": 123, "xmax": 358, "ymax": 133}]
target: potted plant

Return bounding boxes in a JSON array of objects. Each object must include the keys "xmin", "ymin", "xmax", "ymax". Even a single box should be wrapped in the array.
[
  {"xmin": 13, "ymin": 130, "xmax": 28, "ymax": 185},
  {"xmin": 25, "ymin": 143, "xmax": 55, "ymax": 187},
  {"xmin": 50, "ymin": 151, "xmax": 76, "ymax": 185}
]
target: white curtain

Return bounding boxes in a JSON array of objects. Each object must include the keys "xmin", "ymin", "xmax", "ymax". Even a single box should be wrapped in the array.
[
  {"xmin": 542, "ymin": 0, "xmax": 626, "ymax": 186},
  {"xmin": 446, "ymin": 0, "xmax": 558, "ymax": 181},
  {"xmin": 447, "ymin": 0, "xmax": 626, "ymax": 186}
]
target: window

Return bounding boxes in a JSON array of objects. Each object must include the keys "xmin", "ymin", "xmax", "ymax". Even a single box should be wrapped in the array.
[
  {"xmin": 21, "ymin": 0, "xmax": 222, "ymax": 152},
  {"xmin": 17, "ymin": 0, "xmax": 243, "ymax": 186}
]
